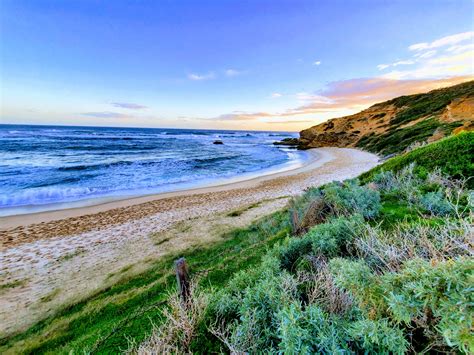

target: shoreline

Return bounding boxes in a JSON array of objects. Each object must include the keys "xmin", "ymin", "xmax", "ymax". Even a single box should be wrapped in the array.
[
  {"xmin": 0, "ymin": 149, "xmax": 325, "ymax": 229},
  {"xmin": 0, "ymin": 147, "xmax": 379, "ymax": 337}
]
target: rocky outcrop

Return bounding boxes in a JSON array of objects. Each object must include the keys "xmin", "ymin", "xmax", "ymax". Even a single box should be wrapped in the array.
[
  {"xmin": 273, "ymin": 137, "xmax": 300, "ymax": 147},
  {"xmin": 298, "ymin": 80, "xmax": 474, "ymax": 154}
]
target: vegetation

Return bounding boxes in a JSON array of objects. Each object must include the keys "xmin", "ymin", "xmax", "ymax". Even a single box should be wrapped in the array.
[
  {"xmin": 0, "ymin": 211, "xmax": 292, "ymax": 354},
  {"xmin": 361, "ymin": 132, "xmax": 474, "ymax": 187},
  {"xmin": 356, "ymin": 117, "xmax": 463, "ymax": 155},
  {"xmin": 387, "ymin": 80, "xmax": 474, "ymax": 126},
  {"xmin": 134, "ymin": 140, "xmax": 473, "ymax": 354},
  {"xmin": 2, "ymin": 135, "xmax": 472, "ymax": 354}
]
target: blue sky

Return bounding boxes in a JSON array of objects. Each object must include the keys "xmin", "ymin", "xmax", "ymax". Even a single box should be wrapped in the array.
[{"xmin": 1, "ymin": 0, "xmax": 473, "ymax": 131}]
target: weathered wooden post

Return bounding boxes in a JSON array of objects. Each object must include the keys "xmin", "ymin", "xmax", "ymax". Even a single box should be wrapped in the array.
[{"xmin": 175, "ymin": 257, "xmax": 190, "ymax": 305}]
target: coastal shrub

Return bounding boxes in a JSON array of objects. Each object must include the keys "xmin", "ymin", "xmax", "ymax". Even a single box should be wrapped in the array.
[
  {"xmin": 131, "ymin": 283, "xmax": 208, "ymax": 354},
  {"xmin": 374, "ymin": 163, "xmax": 423, "ymax": 205},
  {"xmin": 289, "ymin": 187, "xmax": 331, "ymax": 235},
  {"xmin": 419, "ymin": 190, "xmax": 453, "ymax": 216},
  {"xmin": 383, "ymin": 258, "xmax": 474, "ymax": 353},
  {"xmin": 348, "ymin": 319, "xmax": 408, "ymax": 355},
  {"xmin": 210, "ymin": 264, "xmax": 299, "ymax": 352},
  {"xmin": 330, "ymin": 257, "xmax": 474, "ymax": 353},
  {"xmin": 280, "ymin": 215, "xmax": 364, "ymax": 271},
  {"xmin": 323, "ymin": 180, "xmax": 381, "ymax": 219},
  {"xmin": 361, "ymin": 132, "xmax": 474, "ymax": 187},
  {"xmin": 276, "ymin": 303, "xmax": 352, "ymax": 354},
  {"xmin": 330, "ymin": 258, "xmax": 387, "ymax": 317},
  {"xmin": 352, "ymin": 220, "xmax": 473, "ymax": 272}
]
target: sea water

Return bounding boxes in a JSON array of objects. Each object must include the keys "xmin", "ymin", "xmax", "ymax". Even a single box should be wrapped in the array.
[{"xmin": 0, "ymin": 124, "xmax": 308, "ymax": 215}]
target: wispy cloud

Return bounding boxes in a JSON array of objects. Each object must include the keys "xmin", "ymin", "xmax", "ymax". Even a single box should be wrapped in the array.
[
  {"xmin": 224, "ymin": 69, "xmax": 241, "ymax": 77},
  {"xmin": 188, "ymin": 72, "xmax": 215, "ymax": 81},
  {"xmin": 380, "ymin": 31, "xmax": 474, "ymax": 80},
  {"xmin": 271, "ymin": 92, "xmax": 282, "ymax": 98},
  {"xmin": 378, "ymin": 60, "xmax": 415, "ymax": 70},
  {"xmin": 409, "ymin": 31, "xmax": 474, "ymax": 51},
  {"xmin": 210, "ymin": 76, "xmax": 472, "ymax": 122},
  {"xmin": 265, "ymin": 120, "xmax": 314, "ymax": 124},
  {"xmin": 111, "ymin": 102, "xmax": 147, "ymax": 109},
  {"xmin": 296, "ymin": 92, "xmax": 334, "ymax": 104},
  {"xmin": 313, "ymin": 60, "xmax": 321, "ymax": 66},
  {"xmin": 81, "ymin": 111, "xmax": 130, "ymax": 119}
]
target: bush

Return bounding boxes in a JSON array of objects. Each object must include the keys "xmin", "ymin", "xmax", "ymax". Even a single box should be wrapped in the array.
[
  {"xmin": 361, "ymin": 132, "xmax": 474, "ymax": 188},
  {"xmin": 330, "ymin": 257, "xmax": 474, "ymax": 353},
  {"xmin": 348, "ymin": 319, "xmax": 408, "ymax": 354},
  {"xmin": 280, "ymin": 215, "xmax": 364, "ymax": 271},
  {"xmin": 277, "ymin": 303, "xmax": 352, "ymax": 354},
  {"xmin": 419, "ymin": 190, "xmax": 453, "ymax": 216},
  {"xmin": 323, "ymin": 180, "xmax": 381, "ymax": 219}
]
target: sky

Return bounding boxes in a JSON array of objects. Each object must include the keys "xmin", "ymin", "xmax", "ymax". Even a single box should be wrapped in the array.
[{"xmin": 1, "ymin": 0, "xmax": 473, "ymax": 132}]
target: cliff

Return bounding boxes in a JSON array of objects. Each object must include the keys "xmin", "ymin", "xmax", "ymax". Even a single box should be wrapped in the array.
[{"xmin": 299, "ymin": 80, "xmax": 474, "ymax": 155}]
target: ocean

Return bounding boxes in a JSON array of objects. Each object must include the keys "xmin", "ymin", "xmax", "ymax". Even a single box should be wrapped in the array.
[{"xmin": 0, "ymin": 124, "xmax": 308, "ymax": 215}]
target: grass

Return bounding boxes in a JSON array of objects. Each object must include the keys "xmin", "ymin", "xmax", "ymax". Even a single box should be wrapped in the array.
[
  {"xmin": 39, "ymin": 289, "xmax": 61, "ymax": 304},
  {"xmin": 388, "ymin": 80, "xmax": 473, "ymax": 126},
  {"xmin": 227, "ymin": 202, "xmax": 261, "ymax": 217},
  {"xmin": 0, "ymin": 279, "xmax": 27, "ymax": 291},
  {"xmin": 0, "ymin": 210, "xmax": 291, "ymax": 354},
  {"xmin": 356, "ymin": 117, "xmax": 463, "ymax": 155},
  {"xmin": 361, "ymin": 132, "xmax": 474, "ymax": 186}
]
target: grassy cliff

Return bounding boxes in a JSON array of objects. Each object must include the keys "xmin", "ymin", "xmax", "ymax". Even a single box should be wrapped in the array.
[{"xmin": 299, "ymin": 80, "xmax": 474, "ymax": 155}]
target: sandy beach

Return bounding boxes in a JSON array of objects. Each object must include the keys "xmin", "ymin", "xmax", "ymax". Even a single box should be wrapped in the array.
[{"xmin": 0, "ymin": 147, "xmax": 378, "ymax": 337}]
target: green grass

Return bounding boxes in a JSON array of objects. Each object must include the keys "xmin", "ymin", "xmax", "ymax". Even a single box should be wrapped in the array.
[
  {"xmin": 0, "ymin": 280, "xmax": 27, "ymax": 291},
  {"xmin": 227, "ymin": 202, "xmax": 261, "ymax": 217},
  {"xmin": 0, "ymin": 210, "xmax": 291, "ymax": 354},
  {"xmin": 356, "ymin": 118, "xmax": 463, "ymax": 155},
  {"xmin": 388, "ymin": 80, "xmax": 473, "ymax": 126},
  {"xmin": 361, "ymin": 132, "xmax": 474, "ymax": 186}
]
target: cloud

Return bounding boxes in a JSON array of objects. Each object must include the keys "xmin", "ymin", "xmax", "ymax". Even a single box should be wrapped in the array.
[
  {"xmin": 265, "ymin": 120, "xmax": 314, "ymax": 124},
  {"xmin": 296, "ymin": 92, "xmax": 334, "ymax": 104},
  {"xmin": 378, "ymin": 60, "xmax": 415, "ymax": 71},
  {"xmin": 313, "ymin": 61, "xmax": 321, "ymax": 65},
  {"xmin": 81, "ymin": 111, "xmax": 130, "ymax": 119},
  {"xmin": 379, "ymin": 31, "xmax": 474, "ymax": 80},
  {"xmin": 271, "ymin": 93, "xmax": 282, "ymax": 98},
  {"xmin": 210, "ymin": 76, "xmax": 472, "ymax": 122},
  {"xmin": 188, "ymin": 72, "xmax": 215, "ymax": 81},
  {"xmin": 409, "ymin": 31, "xmax": 474, "ymax": 51},
  {"xmin": 111, "ymin": 102, "xmax": 147, "ymax": 109},
  {"xmin": 213, "ymin": 111, "xmax": 274, "ymax": 121},
  {"xmin": 225, "ymin": 69, "xmax": 241, "ymax": 77},
  {"xmin": 414, "ymin": 50, "xmax": 437, "ymax": 59}
]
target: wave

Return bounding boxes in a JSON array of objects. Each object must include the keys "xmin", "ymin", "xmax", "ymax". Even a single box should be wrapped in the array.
[{"xmin": 0, "ymin": 186, "xmax": 101, "ymax": 207}]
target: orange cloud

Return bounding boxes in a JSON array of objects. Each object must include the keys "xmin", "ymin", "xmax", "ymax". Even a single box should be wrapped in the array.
[{"xmin": 211, "ymin": 75, "xmax": 473, "ymax": 123}]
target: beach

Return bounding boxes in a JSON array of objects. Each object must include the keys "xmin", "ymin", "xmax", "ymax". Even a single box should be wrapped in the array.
[{"xmin": 0, "ymin": 147, "xmax": 379, "ymax": 337}]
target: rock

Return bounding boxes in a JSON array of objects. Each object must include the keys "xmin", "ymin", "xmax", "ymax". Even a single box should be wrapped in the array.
[
  {"xmin": 273, "ymin": 137, "xmax": 299, "ymax": 146},
  {"xmin": 213, "ymin": 140, "xmax": 224, "ymax": 145}
]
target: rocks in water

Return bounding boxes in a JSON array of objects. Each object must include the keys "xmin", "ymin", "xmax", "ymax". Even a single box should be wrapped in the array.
[
  {"xmin": 273, "ymin": 137, "xmax": 299, "ymax": 147},
  {"xmin": 213, "ymin": 140, "xmax": 224, "ymax": 145}
]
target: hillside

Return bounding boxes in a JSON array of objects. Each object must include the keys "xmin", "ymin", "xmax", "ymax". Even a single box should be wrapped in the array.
[{"xmin": 298, "ymin": 80, "xmax": 474, "ymax": 155}]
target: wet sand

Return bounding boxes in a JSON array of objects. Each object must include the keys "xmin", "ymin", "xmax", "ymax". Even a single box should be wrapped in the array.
[{"xmin": 0, "ymin": 147, "xmax": 379, "ymax": 337}]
